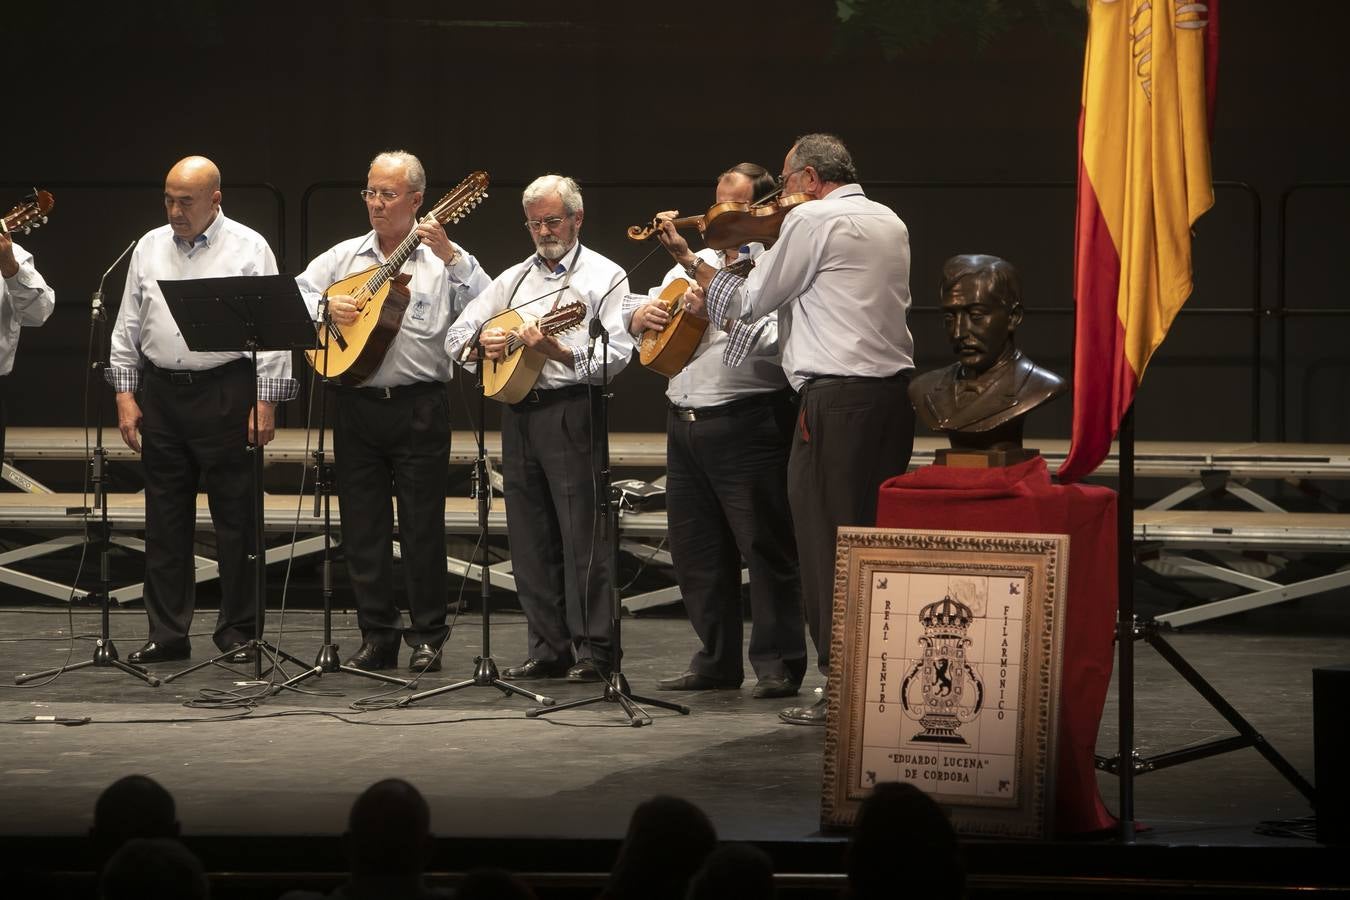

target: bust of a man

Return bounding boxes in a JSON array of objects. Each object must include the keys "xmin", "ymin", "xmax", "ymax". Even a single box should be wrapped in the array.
[{"xmin": 908, "ymin": 254, "xmax": 1066, "ymax": 453}]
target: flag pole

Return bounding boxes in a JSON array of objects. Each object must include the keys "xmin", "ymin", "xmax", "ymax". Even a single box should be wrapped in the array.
[{"xmin": 1116, "ymin": 402, "xmax": 1136, "ymax": 841}]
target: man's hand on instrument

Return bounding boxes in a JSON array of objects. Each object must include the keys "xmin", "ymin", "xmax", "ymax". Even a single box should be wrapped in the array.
[
  {"xmin": 115, "ymin": 392, "xmax": 143, "ymax": 453},
  {"xmin": 249, "ymin": 401, "xmax": 277, "ymax": 446},
  {"xmin": 327, "ymin": 294, "xmax": 359, "ymax": 326},
  {"xmin": 683, "ymin": 285, "xmax": 708, "ymax": 319},
  {"xmin": 519, "ymin": 322, "xmax": 573, "ymax": 364},
  {"xmin": 0, "ymin": 229, "xmax": 18, "ymax": 279},
  {"xmin": 654, "ymin": 211, "xmax": 694, "ymax": 264},
  {"xmin": 631, "ymin": 302, "xmax": 671, "ymax": 335},
  {"xmin": 479, "ymin": 327, "xmax": 509, "ymax": 361},
  {"xmin": 417, "ymin": 221, "xmax": 458, "ymax": 266}
]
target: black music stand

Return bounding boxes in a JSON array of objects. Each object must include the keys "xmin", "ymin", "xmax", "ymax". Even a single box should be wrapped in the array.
[{"xmin": 154, "ymin": 274, "xmax": 319, "ymax": 684}]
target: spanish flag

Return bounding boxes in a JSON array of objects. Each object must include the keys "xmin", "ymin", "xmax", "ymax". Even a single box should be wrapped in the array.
[{"xmin": 1057, "ymin": 0, "xmax": 1220, "ymax": 483}]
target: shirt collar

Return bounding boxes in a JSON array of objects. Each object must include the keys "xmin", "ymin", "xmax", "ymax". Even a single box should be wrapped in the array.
[
  {"xmin": 356, "ymin": 229, "xmax": 425, "ymax": 264},
  {"xmin": 174, "ymin": 209, "xmax": 225, "ymax": 251},
  {"xmin": 823, "ymin": 182, "xmax": 866, "ymax": 202}
]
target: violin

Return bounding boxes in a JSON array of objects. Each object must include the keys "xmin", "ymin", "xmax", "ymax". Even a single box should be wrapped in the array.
[{"xmin": 627, "ymin": 191, "xmax": 814, "ymax": 251}]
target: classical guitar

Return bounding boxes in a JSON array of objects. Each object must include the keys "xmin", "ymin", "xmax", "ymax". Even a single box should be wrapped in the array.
[
  {"xmin": 638, "ymin": 258, "xmax": 754, "ymax": 377},
  {"xmin": 481, "ymin": 301, "xmax": 588, "ymax": 404},
  {"xmin": 307, "ymin": 171, "xmax": 489, "ymax": 385},
  {"xmin": 1, "ymin": 190, "xmax": 55, "ymax": 236}
]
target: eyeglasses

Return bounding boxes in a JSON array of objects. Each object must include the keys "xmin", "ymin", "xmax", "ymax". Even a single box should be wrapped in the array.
[
  {"xmin": 359, "ymin": 189, "xmax": 402, "ymax": 203},
  {"xmin": 776, "ymin": 167, "xmax": 806, "ymax": 190},
  {"xmin": 524, "ymin": 215, "xmax": 568, "ymax": 233}
]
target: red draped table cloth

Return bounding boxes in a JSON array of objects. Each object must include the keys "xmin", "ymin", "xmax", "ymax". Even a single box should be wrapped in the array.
[{"xmin": 875, "ymin": 455, "xmax": 1118, "ymax": 835}]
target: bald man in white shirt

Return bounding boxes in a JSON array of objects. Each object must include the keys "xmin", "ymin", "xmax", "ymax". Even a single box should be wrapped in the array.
[{"xmin": 108, "ymin": 156, "xmax": 296, "ymax": 666}]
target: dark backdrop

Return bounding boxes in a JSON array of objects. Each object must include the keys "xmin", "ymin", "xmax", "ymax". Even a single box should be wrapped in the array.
[{"xmin": 7, "ymin": 1, "xmax": 1349, "ymax": 451}]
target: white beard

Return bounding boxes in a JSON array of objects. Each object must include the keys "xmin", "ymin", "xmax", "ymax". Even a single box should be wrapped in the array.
[{"xmin": 535, "ymin": 236, "xmax": 575, "ymax": 261}]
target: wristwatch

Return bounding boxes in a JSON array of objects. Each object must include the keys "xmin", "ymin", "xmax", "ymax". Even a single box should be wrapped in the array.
[{"xmin": 683, "ymin": 257, "xmax": 702, "ymax": 279}]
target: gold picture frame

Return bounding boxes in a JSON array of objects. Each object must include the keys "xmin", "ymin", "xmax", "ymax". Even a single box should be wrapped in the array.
[{"xmin": 821, "ymin": 527, "xmax": 1069, "ymax": 838}]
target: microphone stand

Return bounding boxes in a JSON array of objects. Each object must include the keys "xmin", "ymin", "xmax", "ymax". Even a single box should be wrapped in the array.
[
  {"xmin": 275, "ymin": 298, "xmax": 411, "ymax": 693},
  {"xmin": 529, "ymin": 306, "xmax": 689, "ymax": 726},
  {"xmin": 17, "ymin": 240, "xmax": 158, "ymax": 687},
  {"xmin": 397, "ymin": 336, "xmax": 555, "ymax": 708}
]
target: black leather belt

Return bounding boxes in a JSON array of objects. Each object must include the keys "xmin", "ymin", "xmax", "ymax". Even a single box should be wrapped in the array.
[
  {"xmin": 145, "ymin": 358, "xmax": 250, "ymax": 385},
  {"xmin": 670, "ymin": 389, "xmax": 790, "ymax": 423},
  {"xmin": 802, "ymin": 370, "xmax": 910, "ymax": 390},
  {"xmin": 511, "ymin": 383, "xmax": 590, "ymax": 410},
  {"xmin": 339, "ymin": 380, "xmax": 445, "ymax": 400}
]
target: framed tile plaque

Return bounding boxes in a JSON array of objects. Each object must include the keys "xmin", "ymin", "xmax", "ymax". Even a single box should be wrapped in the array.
[{"xmin": 820, "ymin": 527, "xmax": 1069, "ymax": 838}]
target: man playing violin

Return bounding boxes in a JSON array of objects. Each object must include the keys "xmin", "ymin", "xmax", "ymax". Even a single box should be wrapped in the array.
[
  {"xmin": 625, "ymin": 162, "xmax": 806, "ymax": 701},
  {"xmin": 295, "ymin": 150, "xmax": 491, "ymax": 673},
  {"xmin": 445, "ymin": 174, "xmax": 632, "ymax": 683},
  {"xmin": 655, "ymin": 134, "xmax": 917, "ymax": 725}
]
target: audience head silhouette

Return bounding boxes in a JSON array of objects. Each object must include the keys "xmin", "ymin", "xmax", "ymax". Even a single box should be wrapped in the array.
[
  {"xmin": 99, "ymin": 837, "xmax": 208, "ymax": 900},
  {"xmin": 602, "ymin": 795, "xmax": 717, "ymax": 900},
  {"xmin": 344, "ymin": 778, "xmax": 434, "ymax": 878},
  {"xmin": 848, "ymin": 782, "xmax": 964, "ymax": 899},
  {"xmin": 686, "ymin": 842, "xmax": 776, "ymax": 900},
  {"xmin": 91, "ymin": 774, "xmax": 179, "ymax": 864}
]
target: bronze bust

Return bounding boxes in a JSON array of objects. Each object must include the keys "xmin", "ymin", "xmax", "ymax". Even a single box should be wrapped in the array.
[{"xmin": 909, "ymin": 254, "xmax": 1066, "ymax": 456}]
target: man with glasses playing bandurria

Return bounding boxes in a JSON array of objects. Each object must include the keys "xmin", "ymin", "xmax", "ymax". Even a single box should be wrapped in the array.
[
  {"xmin": 295, "ymin": 150, "xmax": 491, "ymax": 673},
  {"xmin": 624, "ymin": 162, "xmax": 807, "ymax": 702},
  {"xmin": 654, "ymin": 134, "xmax": 917, "ymax": 726},
  {"xmin": 445, "ymin": 174, "xmax": 632, "ymax": 684}
]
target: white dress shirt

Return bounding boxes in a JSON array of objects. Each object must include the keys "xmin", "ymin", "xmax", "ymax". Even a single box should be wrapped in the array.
[
  {"xmin": 296, "ymin": 232, "xmax": 490, "ymax": 387},
  {"xmin": 704, "ymin": 185, "xmax": 914, "ymax": 391},
  {"xmin": 0, "ymin": 241, "xmax": 55, "ymax": 376},
  {"xmin": 446, "ymin": 243, "xmax": 632, "ymax": 388},
  {"xmin": 622, "ymin": 245, "xmax": 787, "ymax": 409},
  {"xmin": 106, "ymin": 211, "xmax": 295, "ymax": 401}
]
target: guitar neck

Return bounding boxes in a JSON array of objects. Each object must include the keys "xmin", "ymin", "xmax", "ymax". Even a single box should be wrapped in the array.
[{"xmin": 368, "ymin": 219, "xmax": 429, "ymax": 292}]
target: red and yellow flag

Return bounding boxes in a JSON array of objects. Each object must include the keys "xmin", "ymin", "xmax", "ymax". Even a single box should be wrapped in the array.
[{"xmin": 1057, "ymin": 0, "xmax": 1220, "ymax": 483}]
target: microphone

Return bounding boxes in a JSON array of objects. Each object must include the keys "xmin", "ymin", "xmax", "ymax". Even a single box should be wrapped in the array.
[
  {"xmin": 92, "ymin": 239, "xmax": 137, "ymax": 319},
  {"xmin": 587, "ymin": 315, "xmax": 605, "ymax": 360}
]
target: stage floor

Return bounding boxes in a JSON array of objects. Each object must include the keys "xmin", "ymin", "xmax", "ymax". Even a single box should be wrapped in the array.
[{"xmin": 0, "ymin": 597, "xmax": 1343, "ymax": 851}]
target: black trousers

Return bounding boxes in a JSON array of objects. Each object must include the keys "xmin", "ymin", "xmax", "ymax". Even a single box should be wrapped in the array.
[
  {"xmin": 666, "ymin": 392, "xmax": 807, "ymax": 684},
  {"xmin": 789, "ymin": 374, "xmax": 914, "ymax": 672},
  {"xmin": 333, "ymin": 383, "xmax": 450, "ymax": 650},
  {"xmin": 139, "ymin": 360, "xmax": 256, "ymax": 649},
  {"xmin": 500, "ymin": 389, "xmax": 613, "ymax": 667},
  {"xmin": 0, "ymin": 374, "xmax": 7, "ymax": 465}
]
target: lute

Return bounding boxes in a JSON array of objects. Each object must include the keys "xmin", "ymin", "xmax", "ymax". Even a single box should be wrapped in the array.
[
  {"xmin": 481, "ymin": 301, "xmax": 588, "ymax": 404},
  {"xmin": 307, "ymin": 171, "xmax": 489, "ymax": 385},
  {"xmin": 639, "ymin": 258, "xmax": 754, "ymax": 377},
  {"xmin": 638, "ymin": 277, "xmax": 706, "ymax": 377},
  {"xmin": 1, "ymin": 190, "xmax": 55, "ymax": 236}
]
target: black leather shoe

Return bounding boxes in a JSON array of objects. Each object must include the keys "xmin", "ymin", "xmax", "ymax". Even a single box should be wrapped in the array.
[
  {"xmin": 503, "ymin": 658, "xmax": 569, "ymax": 680},
  {"xmin": 345, "ymin": 642, "xmax": 398, "ymax": 671},
  {"xmin": 127, "ymin": 639, "xmax": 191, "ymax": 664},
  {"xmin": 408, "ymin": 643, "xmax": 441, "ymax": 672},
  {"xmin": 778, "ymin": 696, "xmax": 828, "ymax": 726},
  {"xmin": 223, "ymin": 641, "xmax": 255, "ymax": 665},
  {"xmin": 752, "ymin": 676, "xmax": 800, "ymax": 699},
  {"xmin": 657, "ymin": 671, "xmax": 741, "ymax": 691},
  {"xmin": 566, "ymin": 658, "xmax": 610, "ymax": 682}
]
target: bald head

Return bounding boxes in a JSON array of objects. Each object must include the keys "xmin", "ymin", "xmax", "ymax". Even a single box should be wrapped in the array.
[
  {"xmin": 168, "ymin": 156, "xmax": 221, "ymax": 192},
  {"xmin": 164, "ymin": 156, "xmax": 222, "ymax": 241}
]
